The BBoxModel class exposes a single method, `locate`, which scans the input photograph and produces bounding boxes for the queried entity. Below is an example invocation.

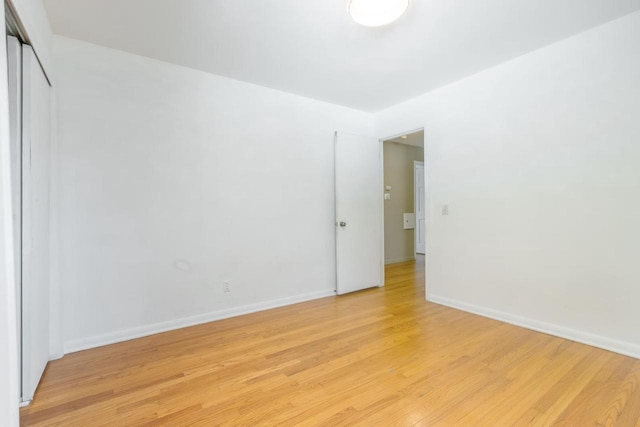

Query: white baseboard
[49,352,64,361]
[64,289,336,354]
[429,294,640,360]
[385,256,415,265]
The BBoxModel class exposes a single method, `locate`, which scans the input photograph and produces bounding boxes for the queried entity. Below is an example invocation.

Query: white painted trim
[430,294,640,360]
[6,36,22,410]
[5,0,53,86]
[333,131,338,293]
[0,5,21,424]
[378,138,385,287]
[385,256,415,264]
[413,160,425,257]
[379,127,424,142]
[64,289,336,354]
[48,85,63,360]
[422,130,431,302]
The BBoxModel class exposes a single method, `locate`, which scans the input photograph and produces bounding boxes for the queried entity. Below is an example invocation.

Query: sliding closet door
[21,45,51,403]
[6,35,22,400]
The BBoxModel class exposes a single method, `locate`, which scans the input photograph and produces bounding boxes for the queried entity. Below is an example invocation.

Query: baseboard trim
[64,289,336,354]
[49,352,64,361]
[429,294,640,360]
[385,256,415,265]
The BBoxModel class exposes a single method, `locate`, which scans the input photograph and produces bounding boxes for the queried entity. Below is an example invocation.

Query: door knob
[339,221,347,227]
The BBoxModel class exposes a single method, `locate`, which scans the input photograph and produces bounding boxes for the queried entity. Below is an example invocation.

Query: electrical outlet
[442,204,449,216]
[223,280,231,293]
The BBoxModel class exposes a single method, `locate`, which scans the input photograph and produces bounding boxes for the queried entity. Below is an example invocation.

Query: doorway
[381,129,425,277]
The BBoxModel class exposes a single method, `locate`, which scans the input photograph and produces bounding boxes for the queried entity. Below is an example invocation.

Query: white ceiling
[43,0,640,111]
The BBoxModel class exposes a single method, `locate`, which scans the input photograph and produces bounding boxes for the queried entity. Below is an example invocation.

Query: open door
[334,132,383,295]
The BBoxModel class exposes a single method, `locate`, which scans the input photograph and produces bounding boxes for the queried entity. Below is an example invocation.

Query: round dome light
[348,0,410,27]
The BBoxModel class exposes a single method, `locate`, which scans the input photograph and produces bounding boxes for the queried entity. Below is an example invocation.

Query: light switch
[385,186,391,191]
[442,204,449,215]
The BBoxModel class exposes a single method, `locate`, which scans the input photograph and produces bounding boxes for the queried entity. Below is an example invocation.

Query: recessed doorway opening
[381,129,425,291]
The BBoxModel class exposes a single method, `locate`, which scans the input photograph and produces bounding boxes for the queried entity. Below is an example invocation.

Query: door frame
[1,7,21,424]
[6,35,22,403]
[379,127,429,300]
[377,139,385,288]
[414,160,425,256]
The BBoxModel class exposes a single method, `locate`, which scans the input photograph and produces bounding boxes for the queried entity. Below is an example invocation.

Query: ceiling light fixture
[348,0,410,27]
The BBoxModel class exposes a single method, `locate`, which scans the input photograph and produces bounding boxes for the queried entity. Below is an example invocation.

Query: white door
[414,161,425,254]
[335,132,383,295]
[21,45,51,403]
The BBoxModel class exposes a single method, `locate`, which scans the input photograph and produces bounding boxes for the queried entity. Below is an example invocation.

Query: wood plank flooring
[21,259,640,426]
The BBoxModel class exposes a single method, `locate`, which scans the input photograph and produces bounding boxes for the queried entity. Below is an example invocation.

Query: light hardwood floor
[21,259,640,426]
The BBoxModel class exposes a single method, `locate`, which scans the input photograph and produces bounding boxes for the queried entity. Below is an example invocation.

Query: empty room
[1,0,640,425]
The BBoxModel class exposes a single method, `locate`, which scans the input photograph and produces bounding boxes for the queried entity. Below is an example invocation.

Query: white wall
[53,36,374,352]
[0,7,21,426]
[375,11,640,357]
